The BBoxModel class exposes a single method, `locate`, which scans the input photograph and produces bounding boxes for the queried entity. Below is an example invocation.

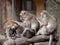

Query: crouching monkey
[13,10,40,45]
[3,20,23,45]
[3,20,28,45]
[3,20,20,40]
[36,10,57,45]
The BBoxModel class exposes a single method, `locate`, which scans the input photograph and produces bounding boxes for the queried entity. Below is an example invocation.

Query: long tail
[49,35,53,45]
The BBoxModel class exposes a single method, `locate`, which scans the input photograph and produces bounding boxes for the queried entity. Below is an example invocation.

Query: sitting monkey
[13,10,39,45]
[36,10,57,45]
[13,10,39,37]
[36,10,57,35]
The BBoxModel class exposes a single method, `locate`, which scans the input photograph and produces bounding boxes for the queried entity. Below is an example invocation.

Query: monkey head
[40,10,49,20]
[19,10,34,22]
[4,20,19,30]
[37,10,49,26]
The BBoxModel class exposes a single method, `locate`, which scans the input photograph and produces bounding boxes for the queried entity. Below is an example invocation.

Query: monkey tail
[49,35,53,45]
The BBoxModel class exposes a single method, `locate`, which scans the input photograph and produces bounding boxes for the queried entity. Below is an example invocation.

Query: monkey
[3,20,18,45]
[3,20,20,40]
[36,10,57,45]
[12,10,40,45]
[14,10,39,37]
[3,20,25,45]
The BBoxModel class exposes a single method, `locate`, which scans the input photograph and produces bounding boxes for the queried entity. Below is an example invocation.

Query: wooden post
[0,0,7,34]
[33,0,45,16]
[6,0,12,20]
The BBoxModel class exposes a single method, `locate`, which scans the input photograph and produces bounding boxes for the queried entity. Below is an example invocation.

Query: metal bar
[12,0,15,20]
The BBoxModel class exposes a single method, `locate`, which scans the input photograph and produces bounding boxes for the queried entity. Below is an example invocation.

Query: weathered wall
[46,0,60,45]
[0,0,7,34]
[14,0,45,20]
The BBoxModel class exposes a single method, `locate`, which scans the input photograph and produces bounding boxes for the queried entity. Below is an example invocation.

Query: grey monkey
[36,10,57,45]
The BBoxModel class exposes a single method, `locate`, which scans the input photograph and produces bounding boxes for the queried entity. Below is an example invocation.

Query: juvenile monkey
[3,20,27,45]
[3,20,19,45]
[13,10,39,45]
[14,10,39,37]
[3,20,19,40]
[36,10,57,45]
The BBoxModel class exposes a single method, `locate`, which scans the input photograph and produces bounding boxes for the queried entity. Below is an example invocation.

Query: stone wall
[46,0,60,45]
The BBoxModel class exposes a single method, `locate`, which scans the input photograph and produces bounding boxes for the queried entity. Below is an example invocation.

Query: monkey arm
[12,20,25,28]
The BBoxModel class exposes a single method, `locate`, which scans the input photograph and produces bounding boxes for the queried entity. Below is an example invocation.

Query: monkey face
[39,11,49,21]
[11,24,18,30]
[40,12,47,18]
[19,10,28,21]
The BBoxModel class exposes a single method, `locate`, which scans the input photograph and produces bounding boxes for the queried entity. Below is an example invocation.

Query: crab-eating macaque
[3,20,21,40]
[13,10,39,37]
[3,20,27,45]
[36,10,57,45]
[13,10,39,45]
[3,20,18,45]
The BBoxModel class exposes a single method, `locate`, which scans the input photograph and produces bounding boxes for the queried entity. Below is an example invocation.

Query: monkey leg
[3,39,15,45]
